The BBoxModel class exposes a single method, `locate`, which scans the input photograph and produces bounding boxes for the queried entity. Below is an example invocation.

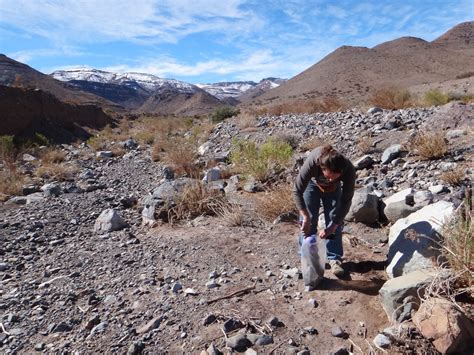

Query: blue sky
[0,0,472,84]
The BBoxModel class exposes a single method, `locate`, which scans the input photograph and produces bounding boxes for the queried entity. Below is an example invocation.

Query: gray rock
[22,184,40,195]
[367,107,383,114]
[22,153,36,161]
[345,189,379,224]
[122,138,138,150]
[206,280,219,289]
[331,347,349,355]
[51,321,72,333]
[387,201,455,278]
[206,343,223,355]
[331,325,347,338]
[445,129,466,139]
[428,184,446,194]
[245,349,258,355]
[379,269,437,322]
[297,350,311,355]
[223,318,244,333]
[246,333,273,346]
[202,168,221,183]
[353,155,375,170]
[381,144,402,164]
[373,333,392,348]
[413,190,433,207]
[137,316,163,334]
[202,314,216,326]
[94,209,127,233]
[0,263,9,271]
[172,282,182,293]
[244,181,264,193]
[96,151,113,158]
[127,341,145,355]
[226,334,252,351]
[383,200,418,223]
[41,182,62,197]
[198,141,214,156]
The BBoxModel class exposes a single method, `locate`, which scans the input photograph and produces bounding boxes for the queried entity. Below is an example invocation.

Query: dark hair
[318,145,346,173]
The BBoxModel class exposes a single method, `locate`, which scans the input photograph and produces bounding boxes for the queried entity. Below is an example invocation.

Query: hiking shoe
[329,260,345,278]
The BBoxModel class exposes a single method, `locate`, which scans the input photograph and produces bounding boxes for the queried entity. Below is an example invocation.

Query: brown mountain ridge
[252,21,474,106]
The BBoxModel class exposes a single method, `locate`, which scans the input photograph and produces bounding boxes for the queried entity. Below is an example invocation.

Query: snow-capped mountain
[51,68,198,94]
[197,78,285,100]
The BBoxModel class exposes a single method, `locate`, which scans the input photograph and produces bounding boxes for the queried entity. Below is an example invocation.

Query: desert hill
[253,21,474,106]
[0,55,120,110]
[0,85,113,142]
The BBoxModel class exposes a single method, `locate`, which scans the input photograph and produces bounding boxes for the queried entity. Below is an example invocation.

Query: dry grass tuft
[407,131,448,160]
[255,183,297,222]
[0,167,25,196]
[236,113,258,130]
[441,166,466,186]
[168,182,225,223]
[36,162,78,181]
[153,135,200,177]
[212,200,248,226]
[40,148,66,164]
[263,96,345,115]
[442,197,473,289]
[369,87,413,109]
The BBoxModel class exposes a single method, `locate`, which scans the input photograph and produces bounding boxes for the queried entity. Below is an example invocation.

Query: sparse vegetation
[442,197,473,288]
[210,106,240,123]
[369,87,413,109]
[441,166,466,186]
[255,184,297,222]
[168,182,225,223]
[0,135,18,164]
[263,97,345,115]
[212,200,249,226]
[36,162,78,181]
[152,134,200,177]
[230,138,293,182]
[424,89,450,106]
[39,148,66,164]
[0,168,25,196]
[407,131,448,160]
[455,72,474,79]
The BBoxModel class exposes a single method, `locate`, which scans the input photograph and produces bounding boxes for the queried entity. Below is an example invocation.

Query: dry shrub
[299,136,327,152]
[134,131,155,145]
[237,113,258,129]
[0,168,25,196]
[212,200,247,226]
[441,166,466,186]
[168,182,225,223]
[153,135,200,177]
[408,131,448,160]
[40,148,66,164]
[255,184,297,222]
[36,162,78,181]
[369,87,413,109]
[110,145,126,157]
[442,197,473,289]
[265,97,345,115]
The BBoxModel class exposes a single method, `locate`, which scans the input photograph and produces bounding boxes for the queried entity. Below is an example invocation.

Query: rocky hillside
[0,102,472,354]
[0,85,113,142]
[0,55,120,110]
[254,22,474,106]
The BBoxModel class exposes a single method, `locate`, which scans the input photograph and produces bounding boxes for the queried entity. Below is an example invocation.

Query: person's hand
[318,224,338,239]
[300,218,311,238]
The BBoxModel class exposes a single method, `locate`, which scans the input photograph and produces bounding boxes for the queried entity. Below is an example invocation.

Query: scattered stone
[137,316,163,334]
[96,151,113,159]
[223,318,244,333]
[202,314,217,326]
[94,209,127,233]
[345,189,379,224]
[381,144,402,164]
[353,155,375,170]
[172,282,182,293]
[308,298,318,308]
[184,288,198,295]
[51,321,72,333]
[206,343,223,355]
[206,280,219,289]
[226,334,252,352]
[268,316,284,327]
[127,341,145,355]
[331,325,347,338]
[41,182,62,197]
[373,333,391,348]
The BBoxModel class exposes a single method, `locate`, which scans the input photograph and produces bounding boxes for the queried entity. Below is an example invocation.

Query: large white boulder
[386,201,454,278]
[94,209,127,233]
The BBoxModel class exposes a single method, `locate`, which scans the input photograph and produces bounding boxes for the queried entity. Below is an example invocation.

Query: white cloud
[0,0,261,44]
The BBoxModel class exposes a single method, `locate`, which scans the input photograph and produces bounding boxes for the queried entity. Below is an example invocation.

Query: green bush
[230,138,293,181]
[34,133,50,146]
[424,89,450,106]
[0,135,16,162]
[210,106,239,123]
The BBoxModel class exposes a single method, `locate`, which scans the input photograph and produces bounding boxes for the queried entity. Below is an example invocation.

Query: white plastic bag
[301,235,327,288]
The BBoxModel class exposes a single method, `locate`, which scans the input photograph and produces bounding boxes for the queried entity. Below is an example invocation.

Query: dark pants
[298,180,343,261]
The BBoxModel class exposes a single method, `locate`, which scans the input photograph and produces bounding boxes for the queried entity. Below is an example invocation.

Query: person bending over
[293,144,356,277]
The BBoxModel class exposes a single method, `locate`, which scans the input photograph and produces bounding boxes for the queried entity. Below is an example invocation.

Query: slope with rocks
[253,21,474,106]
[0,55,120,110]
[0,103,472,354]
[0,85,113,142]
